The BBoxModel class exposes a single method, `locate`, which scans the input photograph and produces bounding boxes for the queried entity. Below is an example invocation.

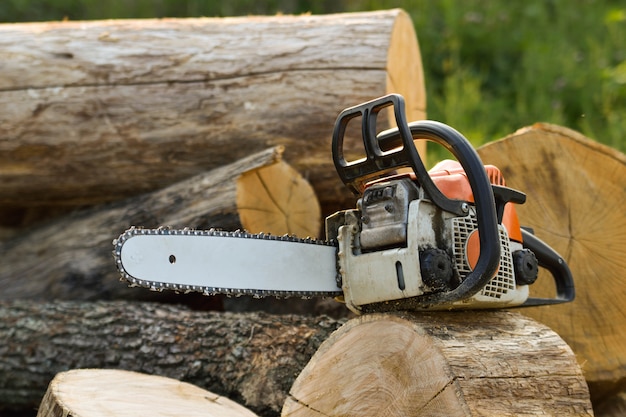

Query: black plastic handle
[332,94,501,303]
[332,94,414,194]
[519,229,576,306]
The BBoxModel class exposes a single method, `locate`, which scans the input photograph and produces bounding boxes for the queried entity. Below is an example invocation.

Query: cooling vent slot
[452,215,515,299]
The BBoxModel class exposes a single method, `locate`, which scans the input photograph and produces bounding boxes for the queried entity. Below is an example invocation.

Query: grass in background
[1,0,625,158]
[389,0,626,159]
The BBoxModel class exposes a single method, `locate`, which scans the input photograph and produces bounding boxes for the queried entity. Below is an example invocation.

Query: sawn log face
[477,123,626,406]
[284,311,593,417]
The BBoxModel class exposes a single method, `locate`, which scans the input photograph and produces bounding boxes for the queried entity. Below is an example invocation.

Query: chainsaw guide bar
[113,227,342,298]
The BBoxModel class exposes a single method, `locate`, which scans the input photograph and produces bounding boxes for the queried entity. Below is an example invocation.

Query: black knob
[513,249,539,286]
[420,248,454,291]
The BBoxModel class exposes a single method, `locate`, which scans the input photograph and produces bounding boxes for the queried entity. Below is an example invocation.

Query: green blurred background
[2,0,625,153]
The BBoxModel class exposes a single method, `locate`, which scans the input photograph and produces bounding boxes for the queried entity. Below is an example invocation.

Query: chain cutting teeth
[112,226,341,299]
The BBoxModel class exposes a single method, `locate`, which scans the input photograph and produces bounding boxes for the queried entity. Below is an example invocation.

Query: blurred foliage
[2,0,625,155]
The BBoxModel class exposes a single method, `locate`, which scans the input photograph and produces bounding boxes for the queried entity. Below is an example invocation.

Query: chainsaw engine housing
[327,176,528,314]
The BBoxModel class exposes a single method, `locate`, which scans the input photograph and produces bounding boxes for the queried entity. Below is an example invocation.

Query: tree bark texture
[36,369,260,417]
[0,301,594,417]
[477,123,626,407]
[0,146,320,304]
[283,311,593,417]
[0,9,426,218]
[0,300,345,417]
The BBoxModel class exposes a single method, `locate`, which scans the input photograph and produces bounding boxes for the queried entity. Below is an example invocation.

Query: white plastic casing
[338,199,528,313]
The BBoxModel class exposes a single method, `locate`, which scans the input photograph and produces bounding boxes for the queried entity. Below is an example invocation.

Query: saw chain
[113,226,340,298]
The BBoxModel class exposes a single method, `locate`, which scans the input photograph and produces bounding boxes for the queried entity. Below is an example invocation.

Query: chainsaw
[113,94,574,314]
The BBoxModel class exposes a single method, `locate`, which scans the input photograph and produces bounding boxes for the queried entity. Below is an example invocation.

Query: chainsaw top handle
[332,94,501,304]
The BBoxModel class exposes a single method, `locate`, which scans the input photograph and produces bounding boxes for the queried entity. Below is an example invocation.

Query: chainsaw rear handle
[332,94,500,304]
[520,229,576,306]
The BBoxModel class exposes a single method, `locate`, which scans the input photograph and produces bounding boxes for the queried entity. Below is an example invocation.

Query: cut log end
[282,311,593,417]
[36,369,259,417]
[386,9,426,122]
[237,159,321,238]
[387,9,427,157]
[477,123,626,401]
[0,147,322,302]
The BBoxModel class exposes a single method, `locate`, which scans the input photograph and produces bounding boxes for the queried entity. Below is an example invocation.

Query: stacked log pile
[0,8,424,305]
[1,8,620,417]
[0,9,426,415]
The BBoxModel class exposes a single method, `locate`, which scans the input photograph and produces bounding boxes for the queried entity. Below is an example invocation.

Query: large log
[37,369,259,417]
[0,300,344,416]
[283,311,593,417]
[477,123,626,408]
[0,9,425,219]
[0,146,321,303]
[0,301,593,416]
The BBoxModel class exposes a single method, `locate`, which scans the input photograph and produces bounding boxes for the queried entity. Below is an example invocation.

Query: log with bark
[0,146,321,304]
[0,300,593,417]
[477,123,626,412]
[0,9,426,223]
[36,369,259,417]
[283,311,593,417]
[0,300,344,417]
